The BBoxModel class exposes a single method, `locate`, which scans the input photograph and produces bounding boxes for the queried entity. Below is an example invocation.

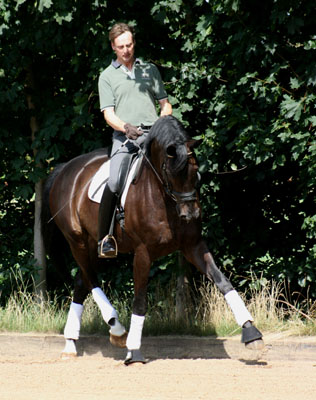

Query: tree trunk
[26,64,47,297]
[33,179,47,297]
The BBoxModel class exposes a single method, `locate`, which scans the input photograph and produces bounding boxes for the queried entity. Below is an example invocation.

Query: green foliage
[151,0,316,295]
[2,277,316,337]
[1,0,316,301]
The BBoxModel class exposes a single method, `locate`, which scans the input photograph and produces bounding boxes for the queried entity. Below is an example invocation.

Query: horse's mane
[144,116,192,173]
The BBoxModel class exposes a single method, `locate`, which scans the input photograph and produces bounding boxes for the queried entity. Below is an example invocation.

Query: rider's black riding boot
[97,184,118,258]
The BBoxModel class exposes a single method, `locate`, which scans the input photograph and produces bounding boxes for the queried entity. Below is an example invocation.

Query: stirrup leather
[99,234,118,258]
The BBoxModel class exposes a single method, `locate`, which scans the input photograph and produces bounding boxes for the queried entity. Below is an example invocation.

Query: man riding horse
[42,22,264,364]
[97,22,172,258]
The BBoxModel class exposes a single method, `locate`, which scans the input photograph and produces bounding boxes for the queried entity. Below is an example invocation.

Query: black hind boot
[97,185,118,258]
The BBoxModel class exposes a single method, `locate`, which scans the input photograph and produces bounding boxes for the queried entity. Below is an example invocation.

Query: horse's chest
[156,225,173,245]
[141,219,173,245]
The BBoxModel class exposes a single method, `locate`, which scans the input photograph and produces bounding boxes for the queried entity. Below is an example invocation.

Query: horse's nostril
[194,208,201,219]
[180,213,191,223]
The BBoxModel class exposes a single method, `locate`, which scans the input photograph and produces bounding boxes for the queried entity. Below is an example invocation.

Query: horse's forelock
[145,116,190,173]
[174,143,189,173]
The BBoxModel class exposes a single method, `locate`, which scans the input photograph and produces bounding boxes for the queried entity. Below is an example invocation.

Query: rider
[97,22,172,257]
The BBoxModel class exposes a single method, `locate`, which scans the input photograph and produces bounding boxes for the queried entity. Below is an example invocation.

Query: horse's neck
[133,161,166,206]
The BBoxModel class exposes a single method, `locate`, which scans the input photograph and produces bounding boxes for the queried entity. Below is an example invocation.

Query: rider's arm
[102,107,126,132]
[159,98,172,117]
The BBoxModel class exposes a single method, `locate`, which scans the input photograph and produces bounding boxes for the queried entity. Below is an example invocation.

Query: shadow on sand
[77,335,238,362]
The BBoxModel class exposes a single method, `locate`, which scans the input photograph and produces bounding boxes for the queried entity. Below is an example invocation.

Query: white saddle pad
[88,157,140,208]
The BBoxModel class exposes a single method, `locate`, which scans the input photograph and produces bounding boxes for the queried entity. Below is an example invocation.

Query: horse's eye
[166,145,177,159]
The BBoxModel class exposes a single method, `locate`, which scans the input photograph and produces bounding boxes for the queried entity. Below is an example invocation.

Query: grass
[1,278,316,337]
[0,290,67,334]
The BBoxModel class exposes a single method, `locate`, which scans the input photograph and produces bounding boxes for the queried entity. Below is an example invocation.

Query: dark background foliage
[1,0,315,302]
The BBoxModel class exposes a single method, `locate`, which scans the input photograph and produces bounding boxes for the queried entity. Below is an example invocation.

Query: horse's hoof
[124,349,146,365]
[61,352,77,360]
[245,338,265,351]
[110,331,128,348]
[241,322,263,344]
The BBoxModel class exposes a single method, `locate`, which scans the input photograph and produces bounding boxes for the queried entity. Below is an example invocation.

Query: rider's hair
[109,23,135,43]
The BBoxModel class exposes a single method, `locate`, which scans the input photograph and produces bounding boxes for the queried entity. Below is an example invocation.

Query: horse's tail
[41,163,72,285]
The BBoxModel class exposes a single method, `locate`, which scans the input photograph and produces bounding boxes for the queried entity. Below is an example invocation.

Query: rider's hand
[124,123,143,140]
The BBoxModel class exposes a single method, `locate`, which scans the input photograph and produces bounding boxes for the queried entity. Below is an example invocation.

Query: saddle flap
[88,161,110,202]
[88,155,141,208]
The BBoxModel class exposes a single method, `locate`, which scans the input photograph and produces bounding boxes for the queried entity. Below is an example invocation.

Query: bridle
[142,148,198,205]
[161,158,198,204]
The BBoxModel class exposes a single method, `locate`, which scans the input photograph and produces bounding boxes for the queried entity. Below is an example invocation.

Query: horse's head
[145,116,202,223]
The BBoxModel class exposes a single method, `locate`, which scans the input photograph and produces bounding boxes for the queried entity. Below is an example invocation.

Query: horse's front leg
[124,246,151,365]
[183,241,264,349]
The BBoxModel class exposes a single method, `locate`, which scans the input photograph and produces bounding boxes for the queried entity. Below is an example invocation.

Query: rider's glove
[124,123,143,140]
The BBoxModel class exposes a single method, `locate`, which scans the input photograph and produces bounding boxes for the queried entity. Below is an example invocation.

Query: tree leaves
[280,94,304,121]
[38,0,53,13]
[150,0,316,295]
[1,0,316,299]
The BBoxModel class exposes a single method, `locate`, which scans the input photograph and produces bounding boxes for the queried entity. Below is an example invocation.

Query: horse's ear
[187,139,202,150]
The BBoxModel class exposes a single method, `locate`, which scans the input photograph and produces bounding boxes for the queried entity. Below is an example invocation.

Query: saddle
[88,153,143,209]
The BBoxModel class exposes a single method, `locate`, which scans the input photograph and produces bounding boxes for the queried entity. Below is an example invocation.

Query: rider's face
[112,31,135,67]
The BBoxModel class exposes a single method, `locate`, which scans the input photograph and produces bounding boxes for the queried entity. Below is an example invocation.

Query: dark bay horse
[41,115,263,364]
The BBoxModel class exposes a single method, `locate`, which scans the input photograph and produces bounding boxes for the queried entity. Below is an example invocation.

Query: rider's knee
[107,178,118,194]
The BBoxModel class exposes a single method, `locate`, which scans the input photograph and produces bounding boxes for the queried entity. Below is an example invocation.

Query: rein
[139,144,197,204]
[48,138,197,224]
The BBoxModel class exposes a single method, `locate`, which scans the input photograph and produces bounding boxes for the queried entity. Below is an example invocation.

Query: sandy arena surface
[1,333,316,400]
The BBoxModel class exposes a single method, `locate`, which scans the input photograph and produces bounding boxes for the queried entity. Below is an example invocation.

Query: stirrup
[98,235,118,258]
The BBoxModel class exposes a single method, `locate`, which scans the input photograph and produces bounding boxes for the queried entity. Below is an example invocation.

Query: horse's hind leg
[91,286,127,348]
[183,242,264,349]
[62,244,126,358]
[62,272,89,358]
[84,240,127,346]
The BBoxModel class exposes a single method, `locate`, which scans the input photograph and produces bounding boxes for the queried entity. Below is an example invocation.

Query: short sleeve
[98,72,115,111]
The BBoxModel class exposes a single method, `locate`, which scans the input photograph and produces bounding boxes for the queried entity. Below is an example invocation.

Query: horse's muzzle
[177,201,201,223]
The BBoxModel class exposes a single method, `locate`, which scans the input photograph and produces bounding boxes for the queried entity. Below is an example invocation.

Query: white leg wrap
[62,339,77,355]
[92,287,118,324]
[64,302,83,340]
[224,290,254,327]
[109,319,126,336]
[126,314,145,350]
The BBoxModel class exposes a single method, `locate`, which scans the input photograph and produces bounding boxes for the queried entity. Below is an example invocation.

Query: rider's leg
[97,184,118,258]
[97,131,135,258]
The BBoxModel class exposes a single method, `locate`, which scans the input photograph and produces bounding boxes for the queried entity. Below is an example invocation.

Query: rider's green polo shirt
[98,59,168,127]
